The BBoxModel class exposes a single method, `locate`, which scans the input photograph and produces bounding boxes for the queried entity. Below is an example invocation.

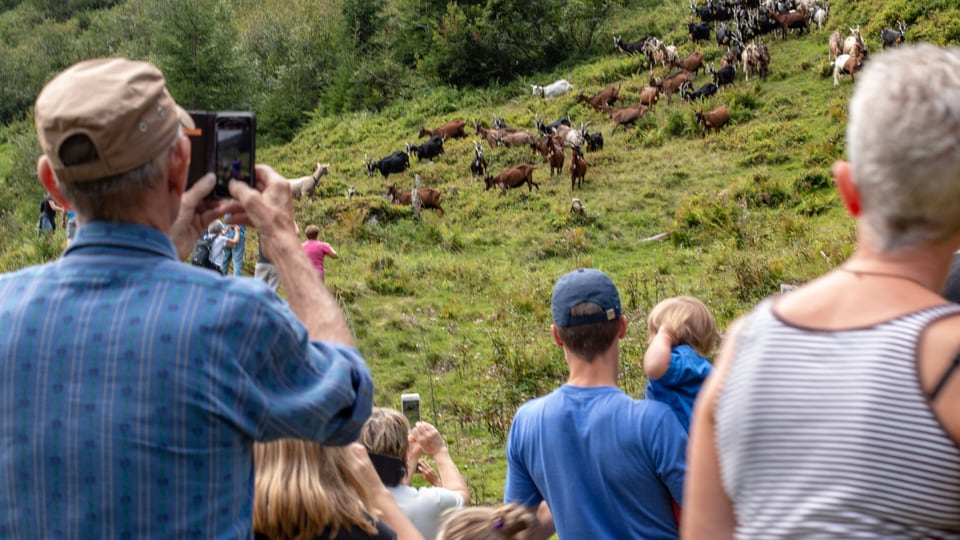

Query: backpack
[190,233,218,269]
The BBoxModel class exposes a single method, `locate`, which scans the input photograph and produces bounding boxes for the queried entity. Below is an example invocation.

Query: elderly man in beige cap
[0,57,373,538]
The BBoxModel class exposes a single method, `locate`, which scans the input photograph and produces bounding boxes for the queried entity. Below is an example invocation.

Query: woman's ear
[833,160,860,217]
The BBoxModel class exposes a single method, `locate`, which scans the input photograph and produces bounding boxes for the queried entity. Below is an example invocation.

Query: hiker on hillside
[0,57,373,538]
[684,43,960,539]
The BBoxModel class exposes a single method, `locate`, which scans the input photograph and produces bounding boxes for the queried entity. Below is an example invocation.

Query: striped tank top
[716,299,960,539]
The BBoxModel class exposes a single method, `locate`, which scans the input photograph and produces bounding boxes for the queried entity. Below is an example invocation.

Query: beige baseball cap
[34,57,194,183]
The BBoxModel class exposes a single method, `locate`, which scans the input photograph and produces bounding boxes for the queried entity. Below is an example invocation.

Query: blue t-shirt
[0,222,374,538]
[645,344,713,432]
[505,385,687,540]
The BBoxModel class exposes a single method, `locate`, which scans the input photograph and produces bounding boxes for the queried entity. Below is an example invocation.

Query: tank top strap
[930,352,960,401]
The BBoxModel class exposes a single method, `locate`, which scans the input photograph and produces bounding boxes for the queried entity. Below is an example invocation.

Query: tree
[151,0,251,110]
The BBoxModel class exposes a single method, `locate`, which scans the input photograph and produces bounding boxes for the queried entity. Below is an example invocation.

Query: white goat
[812,5,828,31]
[531,79,574,100]
[288,162,329,199]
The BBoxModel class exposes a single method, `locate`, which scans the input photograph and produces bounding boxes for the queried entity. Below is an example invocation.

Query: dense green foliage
[2,0,959,506]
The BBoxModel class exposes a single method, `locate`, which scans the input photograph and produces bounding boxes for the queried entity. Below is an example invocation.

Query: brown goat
[386,182,444,215]
[534,134,565,162]
[548,144,565,176]
[695,106,731,137]
[653,70,694,104]
[496,130,536,148]
[638,85,661,108]
[609,104,649,134]
[576,84,621,113]
[769,9,810,40]
[833,45,866,86]
[570,146,587,190]
[484,164,539,197]
[674,51,705,75]
[474,121,507,148]
[419,119,467,140]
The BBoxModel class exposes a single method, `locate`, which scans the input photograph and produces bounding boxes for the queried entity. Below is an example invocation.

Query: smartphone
[185,111,256,199]
[401,393,421,426]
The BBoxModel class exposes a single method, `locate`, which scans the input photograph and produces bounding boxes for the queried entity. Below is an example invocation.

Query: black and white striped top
[716,299,960,539]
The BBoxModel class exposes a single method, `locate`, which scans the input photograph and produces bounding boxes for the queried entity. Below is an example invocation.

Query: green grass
[1,0,955,505]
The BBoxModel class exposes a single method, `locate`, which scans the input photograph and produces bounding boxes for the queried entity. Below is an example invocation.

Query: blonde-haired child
[437,504,532,540]
[643,295,720,432]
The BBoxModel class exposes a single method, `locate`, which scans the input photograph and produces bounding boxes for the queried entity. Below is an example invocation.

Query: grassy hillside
[1,0,958,505]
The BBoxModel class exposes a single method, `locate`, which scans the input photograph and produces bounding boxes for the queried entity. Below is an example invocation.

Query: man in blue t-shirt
[504,269,687,540]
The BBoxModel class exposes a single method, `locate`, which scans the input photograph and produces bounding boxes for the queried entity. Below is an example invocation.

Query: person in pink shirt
[302,224,339,282]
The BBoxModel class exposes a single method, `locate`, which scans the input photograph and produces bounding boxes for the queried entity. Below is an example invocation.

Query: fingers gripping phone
[185,111,256,199]
[401,393,421,427]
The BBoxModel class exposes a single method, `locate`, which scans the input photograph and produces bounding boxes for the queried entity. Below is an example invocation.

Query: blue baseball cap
[551,268,622,327]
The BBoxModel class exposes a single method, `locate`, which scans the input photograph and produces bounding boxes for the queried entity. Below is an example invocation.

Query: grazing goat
[365,151,410,179]
[496,130,536,148]
[531,79,574,100]
[681,81,719,102]
[577,84,621,113]
[688,21,711,42]
[695,106,731,137]
[833,46,866,86]
[288,162,329,199]
[608,104,649,134]
[710,63,737,88]
[829,30,844,60]
[470,141,487,180]
[419,119,467,140]
[653,70,694,104]
[570,146,587,191]
[812,5,828,31]
[474,121,507,148]
[548,143,565,176]
[742,41,771,81]
[643,38,679,69]
[881,20,906,48]
[386,182,444,215]
[406,136,445,161]
[484,164,539,196]
[769,9,810,39]
[639,85,661,107]
[674,51,706,75]
[843,26,865,55]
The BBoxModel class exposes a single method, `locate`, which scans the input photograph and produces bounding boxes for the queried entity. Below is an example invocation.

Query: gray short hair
[847,44,960,251]
[57,129,181,222]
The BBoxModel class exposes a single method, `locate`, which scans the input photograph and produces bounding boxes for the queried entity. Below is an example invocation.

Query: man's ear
[618,316,628,339]
[37,155,72,210]
[833,160,860,217]
[551,324,564,347]
[167,135,191,196]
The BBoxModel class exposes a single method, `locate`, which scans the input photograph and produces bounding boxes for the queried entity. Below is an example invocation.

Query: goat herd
[338,0,908,217]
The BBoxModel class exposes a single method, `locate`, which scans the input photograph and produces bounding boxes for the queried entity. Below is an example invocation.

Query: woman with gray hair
[684,43,960,539]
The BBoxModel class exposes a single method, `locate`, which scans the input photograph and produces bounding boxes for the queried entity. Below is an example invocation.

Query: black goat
[614,35,648,55]
[581,127,604,152]
[366,150,410,179]
[406,136,445,162]
[536,116,573,136]
[681,81,719,101]
[710,63,737,87]
[470,141,488,179]
[688,21,712,42]
[881,21,906,49]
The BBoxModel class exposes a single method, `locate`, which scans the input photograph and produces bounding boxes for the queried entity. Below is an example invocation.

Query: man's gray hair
[847,44,960,251]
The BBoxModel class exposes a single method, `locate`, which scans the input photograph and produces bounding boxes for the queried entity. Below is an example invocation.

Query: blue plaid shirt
[0,222,373,539]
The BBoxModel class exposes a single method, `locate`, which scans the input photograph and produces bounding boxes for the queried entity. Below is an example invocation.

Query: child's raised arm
[643,325,675,380]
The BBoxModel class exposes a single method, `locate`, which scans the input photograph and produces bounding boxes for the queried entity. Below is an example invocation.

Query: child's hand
[416,459,441,486]
[656,325,677,345]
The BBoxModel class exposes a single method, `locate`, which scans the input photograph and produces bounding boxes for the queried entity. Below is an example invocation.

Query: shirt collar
[63,221,179,260]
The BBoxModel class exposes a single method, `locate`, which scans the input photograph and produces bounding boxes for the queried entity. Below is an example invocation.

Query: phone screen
[401,393,420,426]
[213,113,255,199]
